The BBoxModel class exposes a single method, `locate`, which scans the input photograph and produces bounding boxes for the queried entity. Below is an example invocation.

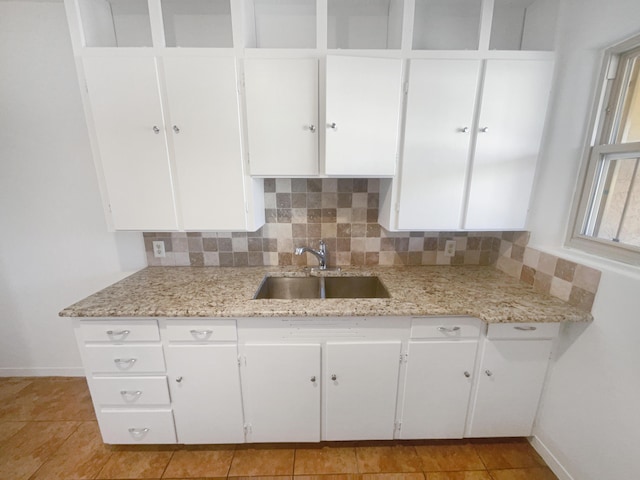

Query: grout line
[159,449,175,479]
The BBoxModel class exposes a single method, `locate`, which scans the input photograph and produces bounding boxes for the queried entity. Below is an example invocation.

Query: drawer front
[80,320,159,343]
[411,317,482,339]
[97,409,176,444]
[163,319,237,342]
[83,345,165,374]
[91,376,170,406]
[487,322,560,340]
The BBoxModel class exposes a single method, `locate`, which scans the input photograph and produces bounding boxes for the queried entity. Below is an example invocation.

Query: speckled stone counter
[59,266,592,323]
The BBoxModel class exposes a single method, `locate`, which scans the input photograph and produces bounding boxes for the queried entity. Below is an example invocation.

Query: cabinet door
[465,59,554,229]
[467,338,553,437]
[244,58,319,176]
[398,59,480,230]
[163,57,248,231]
[83,56,177,230]
[242,343,320,442]
[400,340,478,439]
[166,344,244,444]
[325,56,403,176]
[324,341,401,440]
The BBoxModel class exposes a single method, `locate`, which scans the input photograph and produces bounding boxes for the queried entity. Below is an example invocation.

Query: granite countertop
[59,266,592,323]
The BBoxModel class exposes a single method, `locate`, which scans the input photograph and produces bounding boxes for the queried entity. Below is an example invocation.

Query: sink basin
[253,275,390,299]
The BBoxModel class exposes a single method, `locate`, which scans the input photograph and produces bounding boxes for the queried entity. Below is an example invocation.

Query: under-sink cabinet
[74,316,559,445]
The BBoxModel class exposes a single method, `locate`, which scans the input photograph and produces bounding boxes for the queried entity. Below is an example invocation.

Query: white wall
[0,0,146,376]
[527,1,640,479]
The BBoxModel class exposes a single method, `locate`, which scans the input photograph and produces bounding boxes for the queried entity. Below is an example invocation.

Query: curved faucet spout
[294,240,328,270]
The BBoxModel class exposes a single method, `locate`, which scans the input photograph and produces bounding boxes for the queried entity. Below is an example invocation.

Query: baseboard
[0,367,85,377]
[529,435,574,480]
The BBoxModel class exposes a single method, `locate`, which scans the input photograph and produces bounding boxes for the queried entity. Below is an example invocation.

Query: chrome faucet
[294,240,328,270]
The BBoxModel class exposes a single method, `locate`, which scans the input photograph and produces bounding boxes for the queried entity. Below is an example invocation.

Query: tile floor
[0,377,558,480]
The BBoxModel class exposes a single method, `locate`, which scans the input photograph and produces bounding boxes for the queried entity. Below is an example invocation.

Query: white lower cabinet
[76,317,560,444]
[242,343,321,442]
[467,323,560,437]
[324,341,401,440]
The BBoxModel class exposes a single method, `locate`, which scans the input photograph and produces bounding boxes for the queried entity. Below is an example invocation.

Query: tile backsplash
[145,178,502,268]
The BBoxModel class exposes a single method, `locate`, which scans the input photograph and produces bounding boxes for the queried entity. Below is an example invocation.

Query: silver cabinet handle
[153,126,160,134]
[120,390,142,398]
[514,326,537,331]
[331,374,337,381]
[106,329,130,338]
[310,376,316,382]
[114,358,137,368]
[485,370,493,377]
[173,125,180,133]
[460,127,469,133]
[479,126,489,133]
[464,371,471,378]
[190,329,213,338]
[438,326,461,332]
[328,122,337,130]
[128,427,150,437]
[176,376,183,383]
[306,124,316,132]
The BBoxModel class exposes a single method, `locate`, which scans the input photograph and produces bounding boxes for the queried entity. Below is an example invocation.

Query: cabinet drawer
[411,317,482,339]
[487,322,560,340]
[80,320,159,343]
[83,345,165,374]
[91,376,170,406]
[97,409,176,444]
[163,319,237,342]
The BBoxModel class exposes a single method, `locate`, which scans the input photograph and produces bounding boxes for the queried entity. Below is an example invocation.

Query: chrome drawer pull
[128,427,150,437]
[514,326,537,331]
[190,329,213,338]
[114,358,137,368]
[120,390,142,399]
[438,326,461,333]
[106,329,130,337]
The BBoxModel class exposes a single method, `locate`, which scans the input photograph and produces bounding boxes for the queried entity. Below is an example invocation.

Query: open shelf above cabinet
[77,0,153,47]
[413,0,482,51]
[243,0,316,49]
[161,0,233,48]
[327,0,403,50]
[489,0,557,51]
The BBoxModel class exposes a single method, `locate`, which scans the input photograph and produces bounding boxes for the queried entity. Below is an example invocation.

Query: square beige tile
[0,420,28,443]
[362,474,425,480]
[356,446,422,473]
[229,448,295,476]
[162,446,235,478]
[294,446,358,474]
[425,472,491,480]
[472,440,545,469]
[96,450,173,479]
[414,444,485,472]
[488,467,557,480]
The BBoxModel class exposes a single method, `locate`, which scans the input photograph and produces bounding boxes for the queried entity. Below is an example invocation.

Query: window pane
[614,55,640,143]
[586,154,640,247]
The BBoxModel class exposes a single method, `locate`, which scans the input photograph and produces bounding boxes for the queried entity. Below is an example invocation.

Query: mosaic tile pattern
[145,179,501,267]
[495,232,602,312]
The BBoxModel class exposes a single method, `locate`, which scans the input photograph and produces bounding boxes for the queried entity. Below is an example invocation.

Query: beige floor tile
[472,441,545,470]
[425,472,492,480]
[356,446,423,473]
[229,448,295,476]
[96,450,174,479]
[294,446,359,474]
[162,447,235,478]
[30,421,112,480]
[0,420,80,480]
[488,467,558,480]
[362,474,426,480]
[415,444,485,472]
[0,377,33,403]
[295,476,360,480]
[0,421,28,443]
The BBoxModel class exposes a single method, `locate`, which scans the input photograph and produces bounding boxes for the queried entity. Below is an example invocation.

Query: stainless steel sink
[253,275,390,299]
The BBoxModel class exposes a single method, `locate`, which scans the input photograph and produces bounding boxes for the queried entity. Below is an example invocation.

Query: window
[570,35,640,264]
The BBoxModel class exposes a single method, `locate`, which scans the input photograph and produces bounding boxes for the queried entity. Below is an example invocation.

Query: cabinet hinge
[243,423,252,435]
[403,81,409,95]
[238,355,246,367]
[400,353,408,364]
[394,421,402,431]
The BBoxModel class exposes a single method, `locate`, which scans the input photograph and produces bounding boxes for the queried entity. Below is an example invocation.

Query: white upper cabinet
[82,56,178,230]
[244,58,319,176]
[464,59,554,230]
[397,59,480,230]
[325,55,403,177]
[162,56,251,231]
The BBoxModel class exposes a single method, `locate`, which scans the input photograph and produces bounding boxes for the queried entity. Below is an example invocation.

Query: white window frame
[568,33,640,265]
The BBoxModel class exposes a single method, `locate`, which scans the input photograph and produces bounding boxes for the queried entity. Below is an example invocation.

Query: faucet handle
[319,239,326,252]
